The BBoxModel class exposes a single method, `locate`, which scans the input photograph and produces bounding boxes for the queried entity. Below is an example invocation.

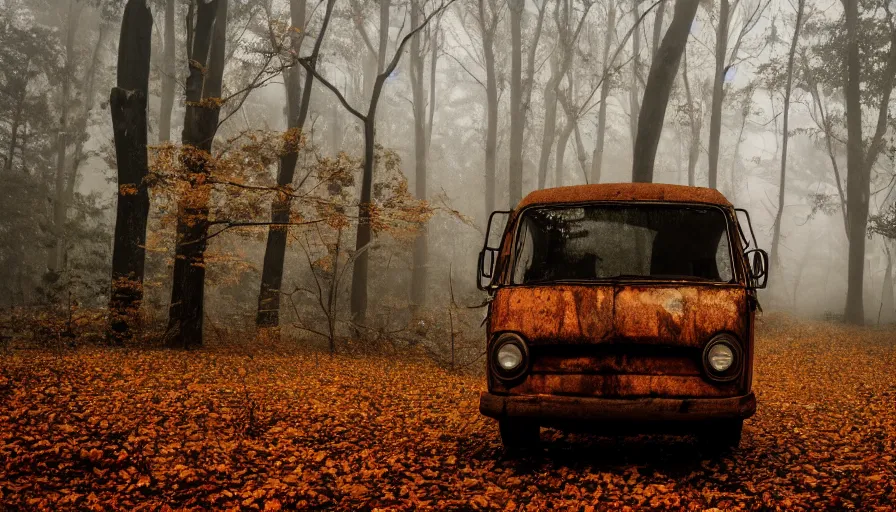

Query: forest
[1,0,895,509]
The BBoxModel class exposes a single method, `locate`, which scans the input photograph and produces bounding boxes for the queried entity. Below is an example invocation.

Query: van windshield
[511,204,734,284]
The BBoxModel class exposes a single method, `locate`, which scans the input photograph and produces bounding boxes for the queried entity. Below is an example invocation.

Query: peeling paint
[484,184,756,406]
[487,283,751,398]
[491,284,747,347]
[517,183,733,209]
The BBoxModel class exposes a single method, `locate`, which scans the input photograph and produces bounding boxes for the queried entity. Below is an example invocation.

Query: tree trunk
[881,245,895,324]
[839,3,896,326]
[632,0,699,183]
[507,0,547,203]
[521,2,547,129]
[769,0,804,276]
[329,100,342,152]
[537,56,560,189]
[168,0,225,348]
[427,21,439,152]
[66,23,110,221]
[350,116,377,324]
[590,2,615,184]
[728,109,747,202]
[652,0,666,57]
[48,1,81,273]
[802,51,849,237]
[377,1,390,73]
[19,127,29,175]
[158,0,176,142]
[556,65,578,187]
[508,0,524,205]
[108,0,153,343]
[676,131,685,184]
[728,86,755,201]
[323,2,443,326]
[480,0,498,217]
[687,130,700,186]
[843,0,866,325]
[349,0,391,325]
[255,0,307,329]
[681,49,700,187]
[5,85,25,172]
[410,0,428,311]
[629,0,642,147]
[361,55,377,104]
[554,120,573,188]
[326,228,343,352]
[573,124,588,182]
[707,0,729,190]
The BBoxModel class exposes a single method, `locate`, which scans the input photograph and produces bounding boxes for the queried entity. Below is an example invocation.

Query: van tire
[499,420,539,453]
[698,419,743,452]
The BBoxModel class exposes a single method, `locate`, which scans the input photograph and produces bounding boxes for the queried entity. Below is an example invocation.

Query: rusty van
[476,183,768,452]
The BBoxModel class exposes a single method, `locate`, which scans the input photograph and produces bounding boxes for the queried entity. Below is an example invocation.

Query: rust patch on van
[510,374,739,398]
[517,183,733,209]
[490,284,747,347]
[480,189,760,424]
[488,284,749,398]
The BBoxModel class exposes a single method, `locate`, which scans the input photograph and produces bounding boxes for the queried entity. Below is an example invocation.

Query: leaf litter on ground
[1,316,895,510]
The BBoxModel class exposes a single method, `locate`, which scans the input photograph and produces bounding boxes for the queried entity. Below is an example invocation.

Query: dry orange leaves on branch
[1,317,894,510]
[145,133,436,244]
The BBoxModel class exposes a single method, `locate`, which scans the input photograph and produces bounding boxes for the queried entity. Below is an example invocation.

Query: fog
[3,0,895,350]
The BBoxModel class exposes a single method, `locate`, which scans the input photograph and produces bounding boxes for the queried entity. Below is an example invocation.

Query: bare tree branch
[378,0,458,84]
[184,219,328,246]
[575,0,661,119]
[298,58,367,121]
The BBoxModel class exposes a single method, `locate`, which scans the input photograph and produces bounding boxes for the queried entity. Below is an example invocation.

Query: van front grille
[529,343,702,376]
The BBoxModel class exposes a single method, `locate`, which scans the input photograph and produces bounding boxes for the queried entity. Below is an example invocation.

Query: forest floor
[1,317,895,511]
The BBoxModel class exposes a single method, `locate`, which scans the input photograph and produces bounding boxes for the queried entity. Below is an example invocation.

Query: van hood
[489,284,749,348]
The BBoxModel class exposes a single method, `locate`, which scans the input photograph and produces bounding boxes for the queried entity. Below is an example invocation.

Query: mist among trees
[3,0,896,342]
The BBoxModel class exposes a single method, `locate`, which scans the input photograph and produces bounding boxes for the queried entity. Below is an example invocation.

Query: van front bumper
[479,392,756,423]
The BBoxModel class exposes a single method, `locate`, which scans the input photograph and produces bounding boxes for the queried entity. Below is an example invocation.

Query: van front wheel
[498,420,539,453]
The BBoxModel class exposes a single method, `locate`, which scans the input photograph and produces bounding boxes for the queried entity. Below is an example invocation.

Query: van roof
[517,183,733,209]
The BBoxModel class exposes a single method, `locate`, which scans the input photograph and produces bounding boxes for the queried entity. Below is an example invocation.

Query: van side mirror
[478,210,510,290]
[745,248,769,289]
[479,248,497,279]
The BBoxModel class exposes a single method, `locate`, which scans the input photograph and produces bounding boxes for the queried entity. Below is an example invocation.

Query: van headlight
[497,343,523,370]
[707,343,734,371]
[492,333,528,380]
[702,334,742,381]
